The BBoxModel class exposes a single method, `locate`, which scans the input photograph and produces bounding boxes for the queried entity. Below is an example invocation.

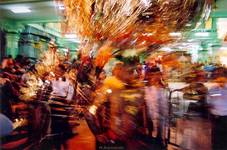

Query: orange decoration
[95,43,113,68]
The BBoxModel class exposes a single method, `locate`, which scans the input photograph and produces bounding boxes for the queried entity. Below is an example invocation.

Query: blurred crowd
[0,55,32,120]
[1,51,227,150]
[0,54,81,149]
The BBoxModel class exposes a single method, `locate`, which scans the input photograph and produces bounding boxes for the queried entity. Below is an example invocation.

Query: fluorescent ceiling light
[62,48,69,52]
[64,34,80,43]
[185,23,192,27]
[142,33,153,36]
[57,3,65,10]
[161,47,172,52]
[220,47,227,50]
[68,39,80,43]
[195,32,209,37]
[169,32,182,37]
[58,5,65,10]
[10,6,31,13]
[65,34,77,38]
[187,39,194,42]
[181,43,189,46]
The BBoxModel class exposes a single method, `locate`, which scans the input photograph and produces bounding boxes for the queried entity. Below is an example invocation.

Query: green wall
[0,20,78,59]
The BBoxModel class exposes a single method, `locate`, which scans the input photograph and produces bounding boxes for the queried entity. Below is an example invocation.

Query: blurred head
[112,62,138,83]
[15,55,23,64]
[146,71,165,87]
[146,61,155,67]
[55,64,66,78]
[112,62,123,77]
[98,70,106,80]
[66,68,78,82]
[213,77,227,88]
[1,57,14,69]
[212,67,227,79]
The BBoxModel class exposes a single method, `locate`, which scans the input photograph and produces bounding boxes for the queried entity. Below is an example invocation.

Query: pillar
[5,32,20,58]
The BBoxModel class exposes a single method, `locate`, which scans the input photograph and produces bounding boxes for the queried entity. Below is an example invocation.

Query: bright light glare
[60,6,65,10]
[217,18,227,39]
[169,32,182,37]
[62,48,69,52]
[185,23,192,27]
[141,0,150,7]
[89,105,97,115]
[58,4,65,10]
[68,39,80,43]
[65,34,77,39]
[10,6,31,13]
[220,47,227,50]
[106,89,112,94]
[211,94,222,97]
[220,57,227,66]
[64,34,80,43]
[161,47,172,51]
[195,32,209,37]
[142,33,153,36]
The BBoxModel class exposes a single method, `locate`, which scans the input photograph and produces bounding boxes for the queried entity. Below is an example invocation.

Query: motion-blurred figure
[0,113,13,137]
[144,70,168,146]
[207,77,227,150]
[87,61,162,150]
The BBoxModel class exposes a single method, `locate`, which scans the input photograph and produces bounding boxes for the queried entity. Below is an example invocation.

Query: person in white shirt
[51,77,74,101]
[144,71,168,145]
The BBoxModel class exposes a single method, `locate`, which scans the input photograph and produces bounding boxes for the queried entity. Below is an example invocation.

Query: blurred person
[14,55,31,74]
[145,61,161,79]
[0,57,26,120]
[211,67,227,80]
[64,70,76,102]
[1,57,9,69]
[0,113,13,137]
[1,56,23,81]
[50,64,74,98]
[15,55,23,64]
[49,65,77,150]
[77,56,93,85]
[1,56,15,73]
[95,70,106,89]
[6,55,14,67]
[86,61,162,150]
[0,78,13,119]
[136,63,145,80]
[155,56,163,73]
[182,82,208,117]
[144,71,169,147]
[51,76,74,102]
[207,76,227,150]
[0,70,22,115]
[65,68,78,85]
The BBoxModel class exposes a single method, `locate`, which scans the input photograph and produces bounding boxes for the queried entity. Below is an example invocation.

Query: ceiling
[0,0,64,23]
[0,0,227,49]
[0,0,79,47]
[1,0,227,24]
